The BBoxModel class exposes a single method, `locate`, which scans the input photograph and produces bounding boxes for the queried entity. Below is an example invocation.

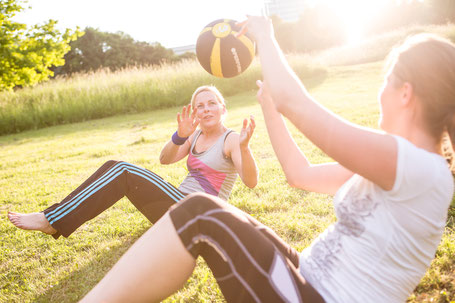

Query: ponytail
[444,117,455,173]
[389,34,455,173]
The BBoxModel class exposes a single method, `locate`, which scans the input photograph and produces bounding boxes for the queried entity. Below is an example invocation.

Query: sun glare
[329,0,387,44]
[308,0,396,45]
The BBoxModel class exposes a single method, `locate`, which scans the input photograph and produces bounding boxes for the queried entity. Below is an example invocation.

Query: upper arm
[280,95,398,191]
[289,162,354,195]
[224,133,243,174]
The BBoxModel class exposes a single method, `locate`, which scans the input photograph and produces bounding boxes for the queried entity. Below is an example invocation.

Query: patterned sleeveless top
[178,129,238,201]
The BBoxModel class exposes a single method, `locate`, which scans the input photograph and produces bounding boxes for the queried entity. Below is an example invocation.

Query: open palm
[177,104,199,138]
[239,116,256,148]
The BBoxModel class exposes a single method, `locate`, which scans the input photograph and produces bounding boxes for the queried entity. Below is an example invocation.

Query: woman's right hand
[236,15,274,44]
[256,79,276,109]
[177,104,199,138]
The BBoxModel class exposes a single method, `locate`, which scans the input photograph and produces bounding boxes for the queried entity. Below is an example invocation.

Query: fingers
[256,79,263,88]
[193,118,200,129]
[179,104,195,120]
[235,19,249,38]
[249,115,256,131]
[177,112,182,124]
[248,116,256,136]
[190,104,197,119]
[242,116,256,136]
[242,118,248,130]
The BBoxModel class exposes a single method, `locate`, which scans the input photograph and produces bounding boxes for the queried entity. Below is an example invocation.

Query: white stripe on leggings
[46,162,184,224]
[178,208,301,302]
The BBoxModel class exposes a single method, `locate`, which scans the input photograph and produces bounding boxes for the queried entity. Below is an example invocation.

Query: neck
[200,123,226,138]
[393,124,439,154]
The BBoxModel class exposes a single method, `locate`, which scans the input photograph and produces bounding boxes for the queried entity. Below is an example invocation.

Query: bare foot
[8,211,57,235]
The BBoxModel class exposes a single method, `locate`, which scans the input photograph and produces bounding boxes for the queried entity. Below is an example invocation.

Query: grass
[1,59,454,302]
[0,57,325,136]
[1,22,453,137]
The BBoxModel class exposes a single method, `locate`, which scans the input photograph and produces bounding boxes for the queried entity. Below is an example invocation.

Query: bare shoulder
[224,131,239,157]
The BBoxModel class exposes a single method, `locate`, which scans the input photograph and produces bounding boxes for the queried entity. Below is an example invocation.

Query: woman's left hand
[239,116,256,149]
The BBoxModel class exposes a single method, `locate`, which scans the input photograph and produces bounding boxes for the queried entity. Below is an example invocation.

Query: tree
[0,0,81,91]
[58,27,177,75]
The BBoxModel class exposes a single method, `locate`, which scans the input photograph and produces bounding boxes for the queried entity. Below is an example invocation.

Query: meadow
[1,24,455,302]
[1,23,454,136]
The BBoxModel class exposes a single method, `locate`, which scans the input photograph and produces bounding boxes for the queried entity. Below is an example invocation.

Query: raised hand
[177,104,199,138]
[239,116,256,149]
[236,15,274,43]
[255,79,274,106]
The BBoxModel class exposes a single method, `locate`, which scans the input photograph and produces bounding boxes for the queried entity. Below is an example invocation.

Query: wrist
[239,144,250,152]
[172,131,188,145]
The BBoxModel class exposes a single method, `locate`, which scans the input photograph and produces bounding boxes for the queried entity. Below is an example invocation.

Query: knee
[103,160,121,167]
[177,192,226,216]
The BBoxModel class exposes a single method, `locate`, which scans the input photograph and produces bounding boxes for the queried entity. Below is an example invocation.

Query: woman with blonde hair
[81,19,455,302]
[9,85,258,239]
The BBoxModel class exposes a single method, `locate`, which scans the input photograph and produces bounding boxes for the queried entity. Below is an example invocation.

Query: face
[378,72,403,132]
[193,91,226,128]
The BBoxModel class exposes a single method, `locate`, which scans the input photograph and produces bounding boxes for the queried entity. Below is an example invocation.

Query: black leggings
[169,193,325,303]
[43,160,185,238]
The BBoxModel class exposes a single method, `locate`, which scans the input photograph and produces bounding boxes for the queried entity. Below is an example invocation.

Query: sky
[13,0,265,48]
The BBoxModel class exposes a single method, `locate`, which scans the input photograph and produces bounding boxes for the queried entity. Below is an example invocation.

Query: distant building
[172,44,196,55]
[264,0,306,22]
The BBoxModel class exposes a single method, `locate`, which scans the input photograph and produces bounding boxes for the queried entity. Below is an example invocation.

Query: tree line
[54,27,195,76]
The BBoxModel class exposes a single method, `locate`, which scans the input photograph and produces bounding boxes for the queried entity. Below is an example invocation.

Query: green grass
[1,61,454,302]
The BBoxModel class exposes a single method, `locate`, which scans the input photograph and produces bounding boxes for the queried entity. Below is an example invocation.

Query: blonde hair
[386,34,455,168]
[190,85,226,109]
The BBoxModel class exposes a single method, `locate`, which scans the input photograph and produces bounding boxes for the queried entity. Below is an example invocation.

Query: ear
[400,82,414,107]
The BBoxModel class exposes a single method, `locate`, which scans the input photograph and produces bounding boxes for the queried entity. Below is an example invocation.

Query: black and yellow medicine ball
[196,19,255,78]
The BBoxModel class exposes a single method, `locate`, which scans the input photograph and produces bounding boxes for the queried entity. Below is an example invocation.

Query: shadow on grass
[33,228,148,303]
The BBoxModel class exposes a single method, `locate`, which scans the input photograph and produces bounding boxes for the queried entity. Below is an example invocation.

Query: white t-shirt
[299,135,454,303]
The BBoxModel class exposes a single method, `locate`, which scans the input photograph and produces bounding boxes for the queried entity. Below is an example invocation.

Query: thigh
[169,193,324,303]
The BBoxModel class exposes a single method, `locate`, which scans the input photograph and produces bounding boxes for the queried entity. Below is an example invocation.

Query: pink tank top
[178,129,237,201]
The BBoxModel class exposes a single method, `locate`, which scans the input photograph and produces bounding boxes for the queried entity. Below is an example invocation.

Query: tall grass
[0,57,325,136]
[1,23,454,137]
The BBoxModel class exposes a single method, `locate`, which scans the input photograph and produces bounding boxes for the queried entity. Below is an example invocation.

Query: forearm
[256,37,310,110]
[256,35,352,166]
[239,147,258,188]
[260,100,311,186]
[159,141,180,164]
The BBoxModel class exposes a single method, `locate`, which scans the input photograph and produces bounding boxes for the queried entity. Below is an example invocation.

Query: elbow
[286,178,299,188]
[159,154,169,165]
[241,174,258,189]
[246,180,258,189]
[285,175,306,190]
